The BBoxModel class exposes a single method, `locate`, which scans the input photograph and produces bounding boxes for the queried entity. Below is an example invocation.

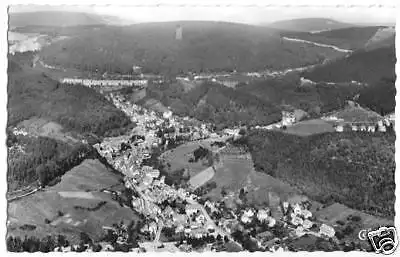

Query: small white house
[378,125,387,132]
[367,125,376,133]
[335,125,344,132]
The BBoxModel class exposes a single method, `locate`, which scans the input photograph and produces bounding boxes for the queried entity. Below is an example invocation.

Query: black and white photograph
[5,0,398,253]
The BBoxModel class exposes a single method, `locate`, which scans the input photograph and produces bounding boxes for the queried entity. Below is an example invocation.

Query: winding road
[282,37,353,53]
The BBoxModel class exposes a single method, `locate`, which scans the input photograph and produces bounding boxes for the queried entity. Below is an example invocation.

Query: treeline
[144,82,282,129]
[7,135,96,190]
[8,60,133,138]
[238,130,395,217]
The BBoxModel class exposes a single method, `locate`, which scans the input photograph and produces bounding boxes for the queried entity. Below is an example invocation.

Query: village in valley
[6,6,396,254]
[7,58,396,252]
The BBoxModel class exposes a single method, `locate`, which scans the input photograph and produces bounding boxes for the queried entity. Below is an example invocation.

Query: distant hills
[38,20,346,75]
[9,11,132,28]
[265,18,355,32]
[281,26,390,51]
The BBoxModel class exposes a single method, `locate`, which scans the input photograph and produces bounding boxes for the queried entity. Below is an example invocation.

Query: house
[282,111,295,126]
[267,217,276,228]
[301,209,312,219]
[352,125,358,131]
[257,209,270,223]
[291,216,303,226]
[367,125,376,132]
[163,111,173,119]
[241,214,252,224]
[319,224,335,238]
[185,205,199,216]
[378,125,387,132]
[335,124,344,132]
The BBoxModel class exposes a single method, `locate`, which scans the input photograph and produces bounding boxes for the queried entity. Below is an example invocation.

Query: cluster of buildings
[93,92,236,250]
[91,85,377,252]
[60,78,148,88]
[322,104,395,133]
[12,127,28,137]
[281,201,335,239]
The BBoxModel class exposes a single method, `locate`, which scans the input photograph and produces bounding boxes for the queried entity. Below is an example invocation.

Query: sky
[9,4,397,25]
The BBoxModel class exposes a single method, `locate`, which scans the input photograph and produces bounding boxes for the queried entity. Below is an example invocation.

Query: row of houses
[60,78,148,87]
[333,122,392,133]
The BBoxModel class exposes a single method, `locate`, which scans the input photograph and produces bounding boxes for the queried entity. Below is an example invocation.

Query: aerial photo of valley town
[6,3,397,253]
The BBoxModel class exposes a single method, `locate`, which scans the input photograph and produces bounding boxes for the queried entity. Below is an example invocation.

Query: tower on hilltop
[176,25,183,40]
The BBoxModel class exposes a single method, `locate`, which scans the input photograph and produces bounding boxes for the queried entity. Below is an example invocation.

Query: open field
[18,117,80,144]
[315,202,394,249]
[280,119,335,136]
[188,166,215,189]
[7,159,139,243]
[206,146,300,205]
[159,141,211,177]
[141,98,170,113]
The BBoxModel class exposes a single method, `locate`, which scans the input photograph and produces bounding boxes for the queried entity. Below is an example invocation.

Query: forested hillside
[357,77,396,115]
[38,21,345,75]
[141,81,282,129]
[281,26,385,50]
[238,74,364,116]
[266,18,354,32]
[302,45,396,83]
[7,58,133,137]
[240,130,395,218]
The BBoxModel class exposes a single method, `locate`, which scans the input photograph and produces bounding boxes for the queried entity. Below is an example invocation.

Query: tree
[36,164,47,186]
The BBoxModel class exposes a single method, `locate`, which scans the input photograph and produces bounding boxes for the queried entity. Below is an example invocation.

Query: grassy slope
[7,159,139,244]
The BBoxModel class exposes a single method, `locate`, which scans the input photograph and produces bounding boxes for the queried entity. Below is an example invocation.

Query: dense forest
[357,77,396,115]
[238,73,364,117]
[238,130,395,218]
[7,58,133,137]
[302,45,396,84]
[142,81,282,129]
[7,134,96,190]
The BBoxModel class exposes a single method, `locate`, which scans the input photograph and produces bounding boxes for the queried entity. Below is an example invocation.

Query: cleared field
[315,202,394,249]
[177,79,198,92]
[58,191,98,200]
[315,203,394,228]
[159,141,210,177]
[206,147,300,205]
[142,98,170,113]
[7,159,139,243]
[189,166,215,189]
[18,117,79,144]
[280,119,335,136]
